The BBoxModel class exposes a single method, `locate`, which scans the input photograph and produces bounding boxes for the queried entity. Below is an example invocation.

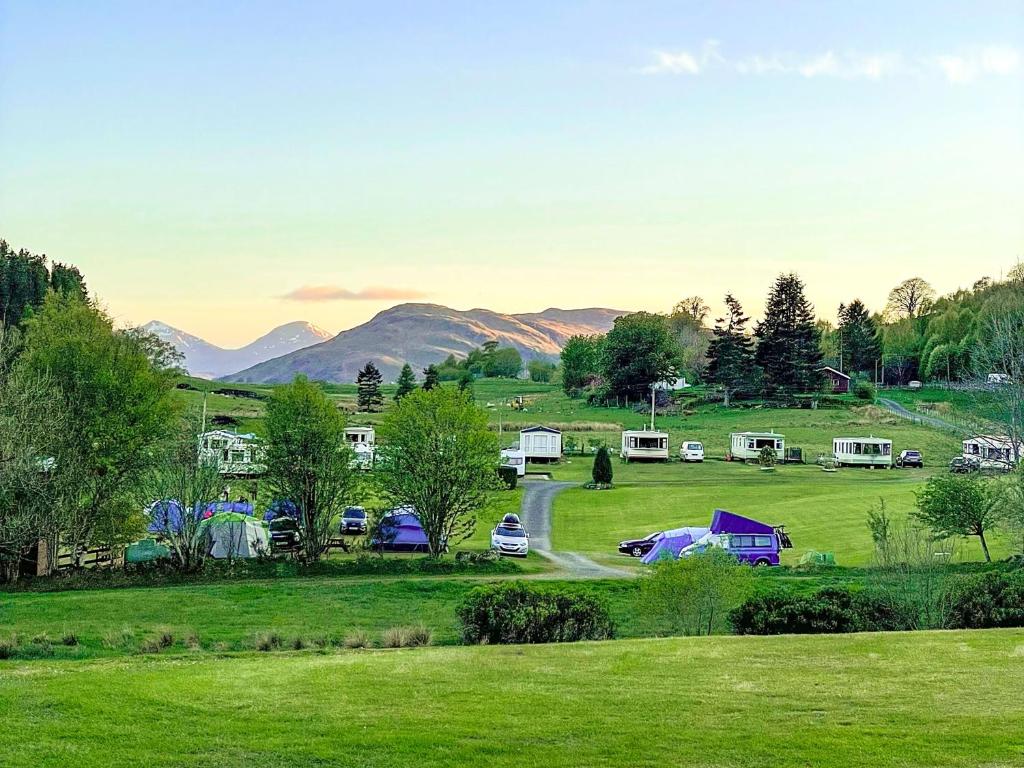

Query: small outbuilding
[621,430,670,462]
[962,435,1022,470]
[833,437,892,468]
[519,426,562,463]
[730,432,785,462]
[820,366,851,394]
[199,430,264,476]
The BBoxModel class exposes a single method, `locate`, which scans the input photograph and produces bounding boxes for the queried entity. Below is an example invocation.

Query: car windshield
[345,509,366,519]
[905,451,920,457]
[495,526,526,538]
[687,443,701,450]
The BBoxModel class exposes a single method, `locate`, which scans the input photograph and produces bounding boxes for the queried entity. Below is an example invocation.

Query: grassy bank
[0,629,1021,767]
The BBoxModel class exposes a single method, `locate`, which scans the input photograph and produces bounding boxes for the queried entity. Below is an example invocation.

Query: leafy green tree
[602,312,679,399]
[356,361,384,411]
[592,446,613,486]
[837,300,880,376]
[885,277,935,320]
[376,387,499,557]
[706,294,755,406]
[0,240,50,328]
[527,359,557,383]
[640,548,752,636]
[755,273,823,396]
[485,347,523,378]
[394,363,417,401]
[421,364,440,391]
[560,334,603,396]
[19,294,179,562]
[914,474,997,562]
[457,369,474,393]
[49,263,87,301]
[991,465,1024,554]
[668,297,711,382]
[264,376,359,562]
[972,296,1024,463]
[138,410,225,571]
[0,329,75,581]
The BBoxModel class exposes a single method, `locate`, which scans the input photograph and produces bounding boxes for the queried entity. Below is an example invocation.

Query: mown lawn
[549,459,1010,567]
[0,629,1021,767]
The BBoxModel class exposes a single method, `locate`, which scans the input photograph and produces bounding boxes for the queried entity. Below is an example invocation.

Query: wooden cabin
[820,366,851,394]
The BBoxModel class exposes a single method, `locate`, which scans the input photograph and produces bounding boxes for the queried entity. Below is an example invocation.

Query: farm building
[621,430,669,462]
[199,430,264,476]
[833,437,892,468]
[729,432,785,462]
[962,435,1022,470]
[519,426,562,463]
[820,366,851,394]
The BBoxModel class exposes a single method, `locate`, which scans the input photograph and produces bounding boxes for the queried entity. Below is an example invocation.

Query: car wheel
[631,546,643,558]
[753,558,772,567]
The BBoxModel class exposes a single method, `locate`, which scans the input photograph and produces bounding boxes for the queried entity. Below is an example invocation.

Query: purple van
[640,509,792,566]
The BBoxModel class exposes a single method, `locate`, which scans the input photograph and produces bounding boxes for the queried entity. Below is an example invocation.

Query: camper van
[679,440,704,462]
[500,448,526,477]
[729,432,785,462]
[833,437,892,468]
[962,436,1022,471]
[620,430,669,462]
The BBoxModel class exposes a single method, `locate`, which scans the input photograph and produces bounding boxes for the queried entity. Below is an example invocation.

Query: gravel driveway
[518,480,632,579]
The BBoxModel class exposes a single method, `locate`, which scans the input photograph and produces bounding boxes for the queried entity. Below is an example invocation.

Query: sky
[1,1,1022,347]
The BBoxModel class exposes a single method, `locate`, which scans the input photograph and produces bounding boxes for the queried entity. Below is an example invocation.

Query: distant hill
[223,303,626,383]
[144,320,333,379]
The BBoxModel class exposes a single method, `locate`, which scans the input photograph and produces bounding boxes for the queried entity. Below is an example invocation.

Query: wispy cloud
[641,42,1020,83]
[281,285,428,302]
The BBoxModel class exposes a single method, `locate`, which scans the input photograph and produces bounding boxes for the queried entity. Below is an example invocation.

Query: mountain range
[147,304,626,383]
[143,320,333,379]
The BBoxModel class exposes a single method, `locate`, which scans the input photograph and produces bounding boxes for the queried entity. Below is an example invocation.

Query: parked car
[341,506,368,535]
[491,523,529,557]
[618,531,662,558]
[896,450,923,468]
[679,441,705,463]
[949,456,981,473]
[269,517,301,553]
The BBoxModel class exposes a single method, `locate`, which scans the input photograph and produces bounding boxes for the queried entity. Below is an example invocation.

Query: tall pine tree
[421,364,440,391]
[755,273,823,396]
[706,293,755,406]
[356,361,384,411]
[394,363,417,401]
[837,300,880,376]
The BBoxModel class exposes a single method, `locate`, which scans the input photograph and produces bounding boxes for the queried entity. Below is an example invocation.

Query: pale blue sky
[1,1,1021,344]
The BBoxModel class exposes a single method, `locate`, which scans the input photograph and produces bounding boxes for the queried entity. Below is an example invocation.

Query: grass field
[1,629,1021,767]
[548,458,1010,567]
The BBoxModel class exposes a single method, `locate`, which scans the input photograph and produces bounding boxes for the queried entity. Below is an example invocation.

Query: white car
[680,440,704,462]
[491,523,529,557]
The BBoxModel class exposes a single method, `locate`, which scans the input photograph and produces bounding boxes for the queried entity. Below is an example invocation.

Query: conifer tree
[706,294,755,406]
[422,364,440,391]
[592,445,613,486]
[755,274,823,396]
[356,361,384,411]
[394,363,417,401]
[837,300,881,376]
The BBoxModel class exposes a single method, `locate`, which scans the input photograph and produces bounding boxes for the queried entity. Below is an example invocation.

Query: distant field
[1,629,1021,767]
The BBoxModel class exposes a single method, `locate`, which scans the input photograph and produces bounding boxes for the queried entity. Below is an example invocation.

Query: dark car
[949,456,981,473]
[896,450,924,468]
[269,517,301,553]
[341,506,368,535]
[618,531,661,558]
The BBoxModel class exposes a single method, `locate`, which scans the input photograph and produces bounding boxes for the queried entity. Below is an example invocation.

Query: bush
[591,446,613,487]
[854,379,876,400]
[0,636,19,659]
[730,587,908,635]
[254,632,283,652]
[343,630,371,649]
[496,465,518,490]
[947,570,1024,629]
[61,631,79,647]
[458,582,615,645]
[381,626,406,648]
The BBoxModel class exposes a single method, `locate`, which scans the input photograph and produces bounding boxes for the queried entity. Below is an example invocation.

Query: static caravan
[833,437,892,468]
[519,426,562,463]
[730,432,785,462]
[199,430,265,476]
[621,430,669,462]
[962,435,1022,470]
[344,426,376,447]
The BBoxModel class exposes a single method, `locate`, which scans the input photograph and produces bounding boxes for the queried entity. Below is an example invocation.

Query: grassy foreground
[0,629,1021,767]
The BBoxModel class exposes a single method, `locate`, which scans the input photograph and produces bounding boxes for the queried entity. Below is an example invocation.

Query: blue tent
[203,501,254,518]
[263,499,298,522]
[370,507,430,552]
[640,526,712,564]
[147,500,202,535]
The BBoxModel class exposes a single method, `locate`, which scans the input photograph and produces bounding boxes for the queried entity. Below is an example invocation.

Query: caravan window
[230,450,246,463]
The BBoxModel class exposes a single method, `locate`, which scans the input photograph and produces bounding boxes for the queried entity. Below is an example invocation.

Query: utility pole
[650,385,656,431]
